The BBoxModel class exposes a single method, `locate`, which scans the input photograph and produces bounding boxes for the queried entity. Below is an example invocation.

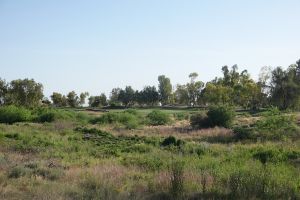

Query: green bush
[90,112,141,129]
[255,108,299,140]
[233,125,256,141]
[190,106,235,128]
[90,112,119,124]
[0,105,32,124]
[147,110,170,126]
[32,108,86,123]
[174,112,189,121]
[161,136,184,148]
[190,113,210,128]
[207,105,235,128]
[36,111,56,122]
[118,112,140,129]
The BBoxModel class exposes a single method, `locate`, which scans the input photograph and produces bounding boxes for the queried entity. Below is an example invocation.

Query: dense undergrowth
[0,106,299,199]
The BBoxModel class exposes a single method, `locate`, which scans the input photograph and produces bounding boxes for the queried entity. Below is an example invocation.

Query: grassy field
[0,108,299,200]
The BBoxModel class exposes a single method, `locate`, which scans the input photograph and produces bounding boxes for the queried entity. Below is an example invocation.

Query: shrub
[36,111,56,122]
[33,108,86,123]
[169,160,185,200]
[90,112,141,129]
[174,112,189,121]
[0,105,32,124]
[79,175,119,200]
[190,113,210,128]
[121,154,166,171]
[190,106,235,129]
[34,168,64,181]
[8,166,27,178]
[233,125,256,141]
[206,105,235,128]
[161,136,177,146]
[147,110,170,126]
[4,132,20,140]
[90,112,119,124]
[161,136,184,147]
[255,108,299,140]
[227,166,299,199]
[122,143,152,153]
[124,109,138,115]
[118,112,140,129]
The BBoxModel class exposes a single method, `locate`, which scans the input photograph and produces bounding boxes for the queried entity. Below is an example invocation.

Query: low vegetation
[0,106,299,200]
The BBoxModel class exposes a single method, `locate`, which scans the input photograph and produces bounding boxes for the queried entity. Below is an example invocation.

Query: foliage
[161,136,184,147]
[174,73,204,106]
[190,112,210,128]
[146,110,170,126]
[79,92,89,106]
[173,112,189,121]
[90,111,141,129]
[33,108,88,123]
[88,93,107,107]
[7,166,28,178]
[50,92,68,107]
[207,105,235,128]
[190,106,235,128]
[6,78,43,107]
[135,86,159,106]
[169,160,185,200]
[255,108,300,140]
[0,105,32,124]
[66,91,80,107]
[270,66,300,109]
[158,75,173,105]
[118,86,135,107]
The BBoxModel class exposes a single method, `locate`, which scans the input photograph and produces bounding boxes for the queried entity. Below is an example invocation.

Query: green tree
[7,79,43,107]
[89,93,107,107]
[137,86,159,106]
[158,75,172,105]
[203,83,233,105]
[187,73,204,106]
[67,91,79,108]
[109,88,121,105]
[270,65,300,109]
[174,84,189,105]
[79,92,89,107]
[50,92,65,107]
[118,86,135,107]
[0,78,8,105]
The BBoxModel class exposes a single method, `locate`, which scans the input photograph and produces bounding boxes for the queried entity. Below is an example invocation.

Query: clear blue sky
[1,0,300,97]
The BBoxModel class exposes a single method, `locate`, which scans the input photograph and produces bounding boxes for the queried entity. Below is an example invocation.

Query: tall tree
[50,92,65,107]
[203,83,233,105]
[109,88,121,104]
[79,92,89,107]
[138,86,159,106]
[89,93,107,107]
[174,84,189,105]
[158,75,172,105]
[118,86,135,107]
[7,79,43,107]
[186,73,204,106]
[0,79,7,106]
[270,65,300,109]
[67,91,79,108]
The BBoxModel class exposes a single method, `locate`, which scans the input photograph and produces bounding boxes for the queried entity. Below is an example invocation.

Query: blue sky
[1,0,300,97]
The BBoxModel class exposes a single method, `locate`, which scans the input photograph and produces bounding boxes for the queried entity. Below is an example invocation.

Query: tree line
[1,59,299,110]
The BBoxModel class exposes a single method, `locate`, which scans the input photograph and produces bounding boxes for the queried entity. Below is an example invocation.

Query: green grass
[0,108,299,199]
